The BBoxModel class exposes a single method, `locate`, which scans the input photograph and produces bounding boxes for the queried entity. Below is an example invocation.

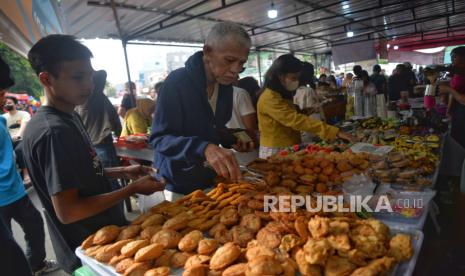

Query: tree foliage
[0,43,43,98]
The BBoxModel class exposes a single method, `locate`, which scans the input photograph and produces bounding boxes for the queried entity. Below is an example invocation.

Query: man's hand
[232,139,255,152]
[204,144,241,182]
[130,175,165,195]
[121,165,156,180]
[337,131,358,143]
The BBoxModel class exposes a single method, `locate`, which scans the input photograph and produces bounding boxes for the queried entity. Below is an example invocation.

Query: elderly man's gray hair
[205,22,251,49]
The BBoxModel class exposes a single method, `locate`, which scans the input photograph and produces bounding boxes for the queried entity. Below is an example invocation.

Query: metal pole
[121,40,135,107]
[256,51,262,86]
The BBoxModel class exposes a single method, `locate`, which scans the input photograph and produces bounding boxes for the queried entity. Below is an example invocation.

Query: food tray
[76,225,423,276]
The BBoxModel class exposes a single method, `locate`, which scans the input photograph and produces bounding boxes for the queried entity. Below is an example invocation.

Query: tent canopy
[59,0,465,54]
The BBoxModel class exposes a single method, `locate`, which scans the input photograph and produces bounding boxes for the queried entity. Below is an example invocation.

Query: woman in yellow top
[257,54,354,158]
[121,98,156,136]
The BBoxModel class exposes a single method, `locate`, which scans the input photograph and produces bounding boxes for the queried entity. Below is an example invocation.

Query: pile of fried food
[369,151,433,186]
[81,185,414,276]
[249,151,372,194]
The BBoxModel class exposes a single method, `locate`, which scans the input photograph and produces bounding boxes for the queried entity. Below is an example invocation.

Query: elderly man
[150,22,254,200]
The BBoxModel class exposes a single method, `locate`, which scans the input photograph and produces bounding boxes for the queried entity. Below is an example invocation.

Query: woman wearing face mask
[257,54,355,158]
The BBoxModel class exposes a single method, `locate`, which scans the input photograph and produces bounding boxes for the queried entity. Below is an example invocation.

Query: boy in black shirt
[22,35,164,272]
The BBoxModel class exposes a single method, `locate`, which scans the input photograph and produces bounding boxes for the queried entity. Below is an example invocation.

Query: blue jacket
[150,51,234,194]
[0,117,26,207]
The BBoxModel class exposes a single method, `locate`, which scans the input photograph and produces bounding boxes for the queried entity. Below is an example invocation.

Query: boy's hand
[131,175,165,195]
[121,165,156,180]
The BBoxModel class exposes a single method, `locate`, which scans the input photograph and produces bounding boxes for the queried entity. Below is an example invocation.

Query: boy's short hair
[5,96,18,104]
[452,46,465,57]
[28,34,93,77]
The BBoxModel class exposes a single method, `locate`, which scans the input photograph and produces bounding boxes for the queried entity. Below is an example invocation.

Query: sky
[81,39,201,87]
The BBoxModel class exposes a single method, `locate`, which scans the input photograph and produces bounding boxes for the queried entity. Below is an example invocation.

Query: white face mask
[284,79,299,91]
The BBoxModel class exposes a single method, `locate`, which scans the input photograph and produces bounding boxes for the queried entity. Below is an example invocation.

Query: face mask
[4,104,14,111]
[284,79,299,91]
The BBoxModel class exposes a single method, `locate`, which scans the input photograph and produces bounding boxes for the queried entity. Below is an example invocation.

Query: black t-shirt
[121,93,136,110]
[21,106,126,251]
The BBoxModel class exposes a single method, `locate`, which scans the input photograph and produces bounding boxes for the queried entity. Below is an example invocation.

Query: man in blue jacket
[150,22,254,200]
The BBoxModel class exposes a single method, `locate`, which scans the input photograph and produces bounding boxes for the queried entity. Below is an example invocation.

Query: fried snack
[93,225,120,245]
[338,249,367,266]
[231,225,255,247]
[247,199,263,210]
[245,255,283,276]
[105,239,133,254]
[303,238,334,265]
[239,214,261,233]
[329,220,350,235]
[123,262,150,276]
[151,229,182,249]
[182,265,207,276]
[198,239,219,255]
[84,245,102,257]
[178,230,204,252]
[144,266,170,276]
[118,225,142,240]
[214,228,233,244]
[245,245,276,261]
[295,249,322,276]
[308,216,330,239]
[140,225,162,240]
[387,233,413,262]
[141,214,165,229]
[315,183,328,193]
[198,216,220,232]
[81,234,95,250]
[208,223,227,237]
[89,245,109,258]
[131,213,153,225]
[293,185,314,195]
[162,213,190,231]
[279,234,301,252]
[350,256,395,276]
[210,242,241,270]
[184,254,211,269]
[154,249,177,267]
[281,258,298,276]
[115,258,135,274]
[121,240,150,257]
[171,252,193,268]
[134,243,164,262]
[217,194,242,209]
[222,263,247,276]
[256,228,281,249]
[95,249,118,263]
[327,234,351,252]
[324,255,356,276]
[294,216,309,240]
[109,254,127,266]
[220,207,239,226]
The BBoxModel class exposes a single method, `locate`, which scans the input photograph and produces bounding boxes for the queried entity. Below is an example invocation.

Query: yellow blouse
[257,88,339,148]
[121,108,150,137]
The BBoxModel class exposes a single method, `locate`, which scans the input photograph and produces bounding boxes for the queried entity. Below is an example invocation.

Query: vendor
[440,46,465,148]
[121,98,155,136]
[150,22,254,201]
[257,54,355,159]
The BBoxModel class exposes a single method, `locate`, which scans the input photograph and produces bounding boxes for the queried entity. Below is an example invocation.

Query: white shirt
[2,110,31,138]
[226,87,256,129]
[226,87,258,166]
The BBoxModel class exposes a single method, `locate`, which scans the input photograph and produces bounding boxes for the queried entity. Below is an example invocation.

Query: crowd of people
[1,21,465,275]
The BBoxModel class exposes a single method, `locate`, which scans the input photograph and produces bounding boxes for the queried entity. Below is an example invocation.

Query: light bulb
[394,45,399,50]
[347,31,354,37]
[268,9,277,18]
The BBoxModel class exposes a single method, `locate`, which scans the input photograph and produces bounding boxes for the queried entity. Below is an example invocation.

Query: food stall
[74,111,446,275]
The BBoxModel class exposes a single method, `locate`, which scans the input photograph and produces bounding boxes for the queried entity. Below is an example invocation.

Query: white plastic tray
[76,227,423,276]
